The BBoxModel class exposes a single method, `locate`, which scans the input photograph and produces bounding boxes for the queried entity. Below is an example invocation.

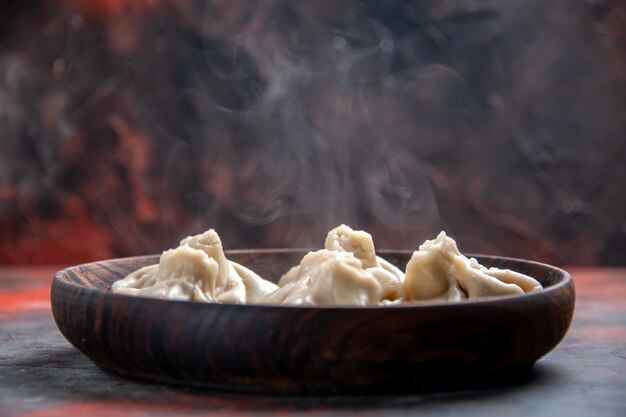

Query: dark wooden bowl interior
[51,250,575,394]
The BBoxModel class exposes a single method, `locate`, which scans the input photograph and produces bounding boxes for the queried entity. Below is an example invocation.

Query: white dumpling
[277,264,300,287]
[467,258,543,293]
[111,245,223,301]
[325,224,405,301]
[276,224,405,303]
[111,264,159,293]
[324,224,379,268]
[257,250,383,306]
[111,229,278,303]
[404,232,542,302]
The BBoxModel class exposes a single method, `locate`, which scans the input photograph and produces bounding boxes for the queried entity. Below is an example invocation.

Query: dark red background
[0,0,624,265]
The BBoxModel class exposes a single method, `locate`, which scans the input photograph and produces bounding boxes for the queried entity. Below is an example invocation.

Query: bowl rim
[53,248,574,311]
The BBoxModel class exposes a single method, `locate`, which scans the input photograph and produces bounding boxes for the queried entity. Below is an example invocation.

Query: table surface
[1,266,625,417]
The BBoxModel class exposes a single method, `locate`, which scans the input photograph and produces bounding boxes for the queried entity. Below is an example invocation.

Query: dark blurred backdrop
[0,0,624,265]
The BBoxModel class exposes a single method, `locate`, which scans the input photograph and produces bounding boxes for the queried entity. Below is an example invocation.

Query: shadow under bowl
[51,250,575,394]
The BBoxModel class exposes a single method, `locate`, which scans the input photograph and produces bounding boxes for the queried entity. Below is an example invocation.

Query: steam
[0,0,624,265]
[165,2,449,247]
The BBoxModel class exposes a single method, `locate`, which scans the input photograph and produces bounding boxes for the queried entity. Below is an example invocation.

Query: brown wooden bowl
[51,250,575,394]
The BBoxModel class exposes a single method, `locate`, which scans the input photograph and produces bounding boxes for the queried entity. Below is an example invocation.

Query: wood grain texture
[50,250,575,394]
[3,267,625,417]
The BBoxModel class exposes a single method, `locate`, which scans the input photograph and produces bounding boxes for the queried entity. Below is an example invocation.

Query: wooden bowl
[51,250,575,394]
